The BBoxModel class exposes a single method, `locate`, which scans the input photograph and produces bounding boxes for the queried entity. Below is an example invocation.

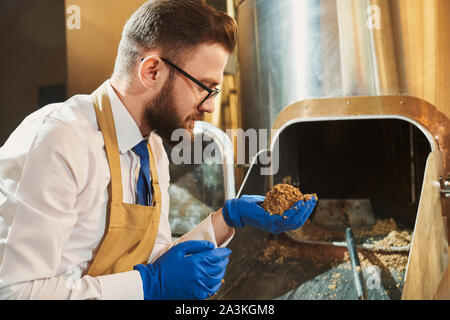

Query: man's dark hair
[113,0,237,78]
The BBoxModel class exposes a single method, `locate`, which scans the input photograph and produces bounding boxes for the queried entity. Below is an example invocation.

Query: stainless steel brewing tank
[236,0,449,132]
[230,0,450,300]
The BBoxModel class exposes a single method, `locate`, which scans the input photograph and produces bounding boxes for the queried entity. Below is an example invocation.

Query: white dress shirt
[0,80,233,300]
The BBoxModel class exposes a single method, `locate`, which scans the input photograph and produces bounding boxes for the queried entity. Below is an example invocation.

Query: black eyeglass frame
[140,56,220,105]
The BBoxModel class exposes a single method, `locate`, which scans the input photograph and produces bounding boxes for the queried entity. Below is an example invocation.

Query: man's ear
[138,55,164,88]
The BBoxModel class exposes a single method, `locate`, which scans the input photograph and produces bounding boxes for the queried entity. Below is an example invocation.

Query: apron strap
[91,82,124,205]
[147,141,161,206]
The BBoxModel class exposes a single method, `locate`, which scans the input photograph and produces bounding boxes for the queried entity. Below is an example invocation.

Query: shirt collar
[105,80,148,154]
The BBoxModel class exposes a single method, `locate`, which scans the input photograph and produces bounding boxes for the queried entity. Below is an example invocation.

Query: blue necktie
[132,140,152,206]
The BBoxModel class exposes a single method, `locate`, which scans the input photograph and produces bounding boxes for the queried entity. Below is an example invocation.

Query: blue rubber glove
[222,194,317,234]
[134,240,230,300]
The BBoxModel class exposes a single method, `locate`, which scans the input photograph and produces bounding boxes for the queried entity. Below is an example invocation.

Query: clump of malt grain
[262,184,317,216]
[260,239,341,268]
[370,230,412,248]
[343,249,409,273]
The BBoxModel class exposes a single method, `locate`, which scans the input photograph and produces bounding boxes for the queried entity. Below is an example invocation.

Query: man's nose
[199,98,215,114]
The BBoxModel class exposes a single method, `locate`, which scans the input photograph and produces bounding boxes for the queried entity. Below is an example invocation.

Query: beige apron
[87,82,161,277]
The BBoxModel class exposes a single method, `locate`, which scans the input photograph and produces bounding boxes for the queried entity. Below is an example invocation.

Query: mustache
[186,112,205,122]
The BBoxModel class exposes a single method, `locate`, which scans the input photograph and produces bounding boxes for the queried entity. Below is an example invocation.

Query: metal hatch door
[402,150,449,299]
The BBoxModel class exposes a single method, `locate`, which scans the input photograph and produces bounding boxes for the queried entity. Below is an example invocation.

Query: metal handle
[193,121,236,200]
[345,227,368,300]
[440,176,450,198]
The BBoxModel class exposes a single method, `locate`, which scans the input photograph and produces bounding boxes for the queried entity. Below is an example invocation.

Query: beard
[144,75,205,146]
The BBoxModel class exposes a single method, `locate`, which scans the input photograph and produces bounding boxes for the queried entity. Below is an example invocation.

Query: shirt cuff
[97,270,143,300]
[216,219,235,248]
[178,213,235,248]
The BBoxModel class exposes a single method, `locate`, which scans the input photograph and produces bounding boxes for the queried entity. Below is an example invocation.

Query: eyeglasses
[161,57,221,105]
[140,56,220,105]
